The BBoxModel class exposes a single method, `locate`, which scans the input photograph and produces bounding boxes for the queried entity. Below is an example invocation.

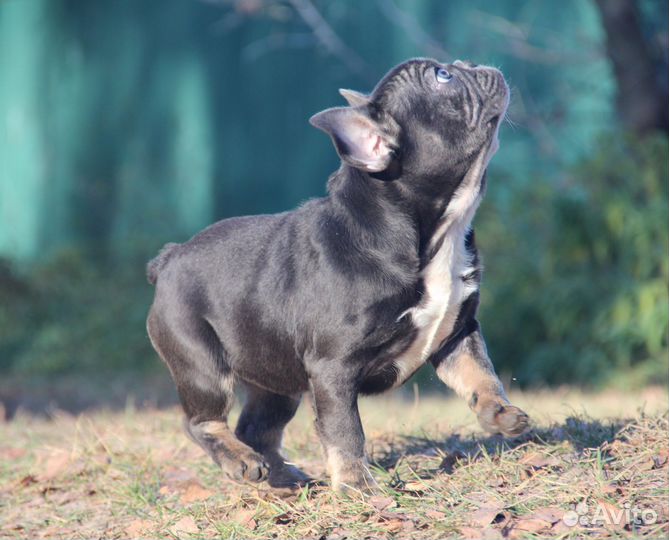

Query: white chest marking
[392,142,498,387]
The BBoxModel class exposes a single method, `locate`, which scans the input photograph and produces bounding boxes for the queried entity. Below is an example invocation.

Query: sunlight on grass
[0,387,667,538]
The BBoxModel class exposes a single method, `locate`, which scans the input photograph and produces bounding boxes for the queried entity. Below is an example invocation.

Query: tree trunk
[594,0,668,135]
[596,0,669,134]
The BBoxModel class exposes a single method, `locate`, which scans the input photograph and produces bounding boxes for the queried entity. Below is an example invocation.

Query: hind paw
[268,462,313,488]
[222,451,269,483]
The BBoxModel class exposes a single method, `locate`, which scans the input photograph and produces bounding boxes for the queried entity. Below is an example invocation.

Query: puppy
[146,58,529,492]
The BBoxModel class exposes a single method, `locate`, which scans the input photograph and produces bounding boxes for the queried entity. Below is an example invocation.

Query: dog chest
[391,227,476,385]
[390,156,487,386]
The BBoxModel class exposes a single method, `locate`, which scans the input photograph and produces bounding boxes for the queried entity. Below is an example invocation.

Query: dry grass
[0,386,667,539]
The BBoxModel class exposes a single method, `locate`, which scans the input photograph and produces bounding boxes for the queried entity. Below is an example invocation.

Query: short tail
[146,243,178,285]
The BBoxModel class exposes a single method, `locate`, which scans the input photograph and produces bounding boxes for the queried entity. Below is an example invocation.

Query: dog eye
[435,68,452,83]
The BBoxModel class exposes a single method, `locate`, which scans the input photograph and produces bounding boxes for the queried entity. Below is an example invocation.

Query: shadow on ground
[374,417,629,474]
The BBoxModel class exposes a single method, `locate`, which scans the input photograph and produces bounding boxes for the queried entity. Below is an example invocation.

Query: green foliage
[478,133,669,387]
[1,134,666,388]
[0,249,157,377]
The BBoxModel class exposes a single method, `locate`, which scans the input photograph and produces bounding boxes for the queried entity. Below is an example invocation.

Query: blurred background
[0,0,667,415]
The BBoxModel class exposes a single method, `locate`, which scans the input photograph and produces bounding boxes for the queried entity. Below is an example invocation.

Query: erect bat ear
[309,106,396,173]
[338,88,370,107]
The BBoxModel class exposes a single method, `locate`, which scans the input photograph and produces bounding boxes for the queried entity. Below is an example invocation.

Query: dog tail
[146,243,178,285]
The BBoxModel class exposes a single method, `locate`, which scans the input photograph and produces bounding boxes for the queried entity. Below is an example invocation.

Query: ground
[0,386,667,539]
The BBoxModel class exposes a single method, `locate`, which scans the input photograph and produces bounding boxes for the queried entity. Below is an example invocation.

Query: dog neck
[326,164,471,268]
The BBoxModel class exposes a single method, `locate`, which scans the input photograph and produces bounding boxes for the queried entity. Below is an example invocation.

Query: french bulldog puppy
[146,58,529,492]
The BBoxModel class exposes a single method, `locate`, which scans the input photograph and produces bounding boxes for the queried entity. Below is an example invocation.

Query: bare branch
[287,0,372,83]
[242,32,316,62]
[468,10,602,65]
[375,0,449,60]
[594,0,668,134]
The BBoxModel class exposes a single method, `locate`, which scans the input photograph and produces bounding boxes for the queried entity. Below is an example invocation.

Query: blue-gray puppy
[146,58,529,492]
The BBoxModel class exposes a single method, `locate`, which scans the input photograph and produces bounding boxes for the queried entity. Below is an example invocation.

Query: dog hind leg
[147,308,268,482]
[235,384,311,487]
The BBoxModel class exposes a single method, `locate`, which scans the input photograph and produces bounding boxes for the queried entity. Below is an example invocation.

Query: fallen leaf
[39,450,70,481]
[0,447,27,460]
[356,511,372,523]
[550,519,577,535]
[526,506,563,524]
[160,467,210,500]
[601,440,625,458]
[232,509,258,530]
[385,520,404,533]
[329,527,355,539]
[402,481,425,492]
[169,516,199,536]
[425,510,446,520]
[369,495,396,511]
[125,519,154,536]
[458,526,503,539]
[380,510,411,522]
[458,526,480,539]
[274,512,293,525]
[511,517,553,533]
[637,459,656,471]
[519,451,561,469]
[153,447,178,463]
[469,505,507,527]
[180,483,214,504]
[163,467,198,487]
[490,475,507,488]
[107,467,125,480]
[18,475,38,487]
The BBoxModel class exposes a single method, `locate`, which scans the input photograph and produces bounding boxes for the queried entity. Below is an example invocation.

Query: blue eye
[436,68,452,83]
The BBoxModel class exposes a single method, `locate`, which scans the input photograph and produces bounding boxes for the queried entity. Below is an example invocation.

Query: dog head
[310,58,509,183]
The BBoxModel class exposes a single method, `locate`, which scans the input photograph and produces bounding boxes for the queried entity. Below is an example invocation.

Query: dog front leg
[309,374,376,493]
[432,324,530,437]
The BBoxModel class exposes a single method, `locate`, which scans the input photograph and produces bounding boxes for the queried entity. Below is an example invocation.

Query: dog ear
[338,88,370,107]
[309,107,396,173]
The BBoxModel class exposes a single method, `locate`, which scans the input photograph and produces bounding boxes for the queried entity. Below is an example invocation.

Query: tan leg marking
[436,350,505,401]
[193,420,269,482]
[327,447,377,494]
[436,337,530,437]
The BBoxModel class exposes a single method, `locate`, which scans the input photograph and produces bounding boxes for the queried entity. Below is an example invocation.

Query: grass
[0,386,667,539]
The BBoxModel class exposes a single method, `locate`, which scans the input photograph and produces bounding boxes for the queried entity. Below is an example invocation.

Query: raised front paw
[476,399,530,437]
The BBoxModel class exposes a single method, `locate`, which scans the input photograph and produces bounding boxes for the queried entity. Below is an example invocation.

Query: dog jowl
[146,58,530,492]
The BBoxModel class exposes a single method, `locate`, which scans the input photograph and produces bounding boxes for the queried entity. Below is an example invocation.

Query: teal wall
[0,0,615,262]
